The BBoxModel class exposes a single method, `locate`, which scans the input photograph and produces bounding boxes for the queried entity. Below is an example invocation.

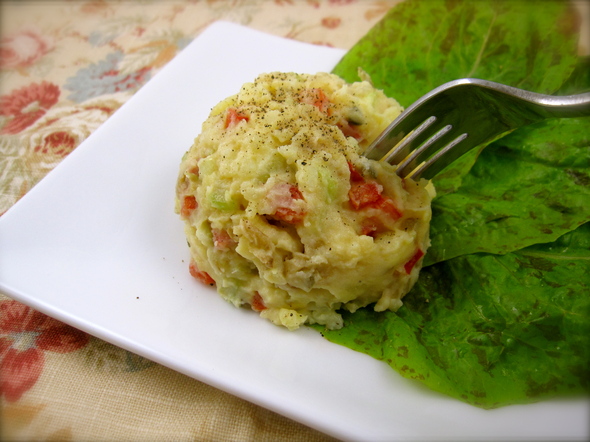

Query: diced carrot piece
[338,119,363,141]
[251,292,267,312]
[189,261,215,286]
[376,196,403,220]
[289,185,304,200]
[224,107,249,129]
[348,166,403,221]
[349,181,382,210]
[273,207,306,224]
[299,88,330,114]
[360,217,380,237]
[181,195,197,218]
[267,183,306,223]
[404,249,425,274]
[347,161,364,182]
[189,165,199,176]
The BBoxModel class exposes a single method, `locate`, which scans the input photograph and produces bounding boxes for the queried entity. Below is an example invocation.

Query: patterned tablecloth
[0,1,402,440]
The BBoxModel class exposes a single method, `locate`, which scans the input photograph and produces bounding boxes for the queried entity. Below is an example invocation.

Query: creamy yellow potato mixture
[176,72,434,330]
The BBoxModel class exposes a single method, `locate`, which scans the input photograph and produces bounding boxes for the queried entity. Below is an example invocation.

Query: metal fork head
[363,79,557,180]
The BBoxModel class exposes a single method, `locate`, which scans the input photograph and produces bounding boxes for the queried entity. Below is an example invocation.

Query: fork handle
[484,82,590,119]
[533,94,590,118]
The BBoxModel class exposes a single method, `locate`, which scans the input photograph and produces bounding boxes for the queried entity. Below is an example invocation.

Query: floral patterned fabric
[0,1,400,440]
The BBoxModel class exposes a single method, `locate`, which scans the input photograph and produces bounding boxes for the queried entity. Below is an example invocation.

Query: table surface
[0,1,400,440]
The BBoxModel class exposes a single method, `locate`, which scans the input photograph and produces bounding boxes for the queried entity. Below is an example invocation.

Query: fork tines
[369,114,469,180]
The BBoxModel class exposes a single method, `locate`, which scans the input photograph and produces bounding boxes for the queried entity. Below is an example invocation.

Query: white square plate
[1,21,588,441]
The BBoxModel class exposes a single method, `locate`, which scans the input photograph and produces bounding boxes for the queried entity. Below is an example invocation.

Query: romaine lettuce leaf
[426,116,590,265]
[557,56,590,95]
[320,224,590,408]
[333,0,581,194]
[333,0,580,107]
[323,0,590,408]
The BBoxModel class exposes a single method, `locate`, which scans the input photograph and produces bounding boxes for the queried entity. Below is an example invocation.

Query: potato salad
[176,72,434,330]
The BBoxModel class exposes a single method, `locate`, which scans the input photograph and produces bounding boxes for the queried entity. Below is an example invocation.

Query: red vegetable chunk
[251,292,267,312]
[189,261,215,286]
[224,107,249,129]
[181,195,197,218]
[404,249,425,274]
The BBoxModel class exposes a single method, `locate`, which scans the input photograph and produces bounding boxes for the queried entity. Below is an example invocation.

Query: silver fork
[364,78,590,180]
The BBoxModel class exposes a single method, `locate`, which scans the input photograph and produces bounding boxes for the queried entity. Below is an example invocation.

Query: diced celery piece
[210,190,238,211]
[318,167,338,202]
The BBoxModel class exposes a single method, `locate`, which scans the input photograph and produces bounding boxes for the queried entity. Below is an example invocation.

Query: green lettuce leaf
[426,116,590,265]
[332,0,581,194]
[333,0,580,107]
[320,224,590,409]
[556,56,590,95]
[322,0,590,408]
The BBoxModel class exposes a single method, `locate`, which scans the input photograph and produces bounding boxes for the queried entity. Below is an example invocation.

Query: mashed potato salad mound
[176,72,434,330]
